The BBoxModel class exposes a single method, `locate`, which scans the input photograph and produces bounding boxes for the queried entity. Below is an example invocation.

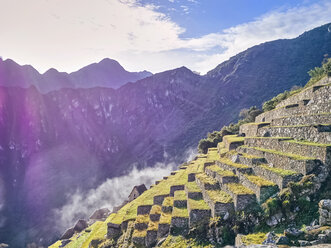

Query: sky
[0,0,331,74]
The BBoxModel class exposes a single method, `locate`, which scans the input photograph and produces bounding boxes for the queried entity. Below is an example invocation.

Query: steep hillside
[50,76,331,247]
[1,23,331,247]
[0,58,152,92]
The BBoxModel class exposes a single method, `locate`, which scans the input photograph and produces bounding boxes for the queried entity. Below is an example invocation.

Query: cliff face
[0,23,331,246]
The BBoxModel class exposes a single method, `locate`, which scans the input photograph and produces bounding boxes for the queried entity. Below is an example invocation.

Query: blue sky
[0,0,330,74]
[141,0,313,37]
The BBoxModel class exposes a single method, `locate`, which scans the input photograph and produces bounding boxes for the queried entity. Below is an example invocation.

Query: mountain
[0,58,152,92]
[0,23,330,247]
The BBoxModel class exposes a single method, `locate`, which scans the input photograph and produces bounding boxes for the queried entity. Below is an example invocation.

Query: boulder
[298,240,310,246]
[276,235,289,245]
[262,231,277,245]
[284,227,304,238]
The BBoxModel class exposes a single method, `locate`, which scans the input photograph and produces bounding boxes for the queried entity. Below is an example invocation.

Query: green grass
[260,164,297,177]
[206,149,220,161]
[162,197,174,207]
[241,152,264,160]
[241,232,266,245]
[243,122,270,126]
[159,212,172,224]
[245,136,292,140]
[223,135,245,144]
[243,146,316,161]
[160,235,214,248]
[206,190,233,203]
[245,175,276,187]
[185,182,201,193]
[174,190,187,201]
[147,220,159,231]
[207,164,236,177]
[188,198,210,210]
[196,173,218,185]
[150,205,161,215]
[135,214,149,223]
[172,207,189,218]
[226,183,254,195]
[132,229,147,238]
[218,157,250,169]
[287,139,331,147]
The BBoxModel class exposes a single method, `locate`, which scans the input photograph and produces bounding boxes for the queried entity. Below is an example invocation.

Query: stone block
[145,230,157,247]
[137,205,152,215]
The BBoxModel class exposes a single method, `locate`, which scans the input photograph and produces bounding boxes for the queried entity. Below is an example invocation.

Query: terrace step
[223,135,245,150]
[244,137,331,164]
[205,164,239,184]
[203,189,234,217]
[275,80,331,108]
[252,163,302,190]
[149,205,161,222]
[215,157,253,175]
[195,173,220,191]
[237,173,278,203]
[240,122,271,137]
[225,151,266,167]
[161,197,173,213]
[271,113,331,126]
[173,191,187,208]
[146,220,158,247]
[221,183,257,211]
[158,212,171,238]
[187,198,211,227]
[170,206,189,235]
[185,181,203,200]
[134,214,149,231]
[237,146,321,175]
[255,101,331,123]
[257,124,331,144]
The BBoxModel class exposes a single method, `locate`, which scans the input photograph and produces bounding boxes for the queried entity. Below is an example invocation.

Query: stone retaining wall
[244,137,331,164]
[170,185,185,196]
[276,77,330,108]
[257,125,331,144]
[188,209,211,227]
[319,199,331,226]
[153,194,168,205]
[137,205,152,215]
[255,101,331,123]
[146,230,157,247]
[157,223,170,238]
[271,113,331,126]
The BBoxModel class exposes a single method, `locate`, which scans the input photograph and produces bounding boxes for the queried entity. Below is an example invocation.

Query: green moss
[150,205,161,215]
[159,212,172,224]
[287,139,331,147]
[241,232,266,245]
[174,190,187,201]
[135,214,149,224]
[147,221,159,231]
[226,183,254,195]
[207,164,236,177]
[244,146,316,161]
[260,164,297,177]
[219,157,250,169]
[206,190,233,203]
[196,173,218,185]
[185,182,201,193]
[245,175,276,187]
[223,135,245,144]
[172,207,189,218]
[132,229,147,238]
[188,198,210,210]
[162,197,174,207]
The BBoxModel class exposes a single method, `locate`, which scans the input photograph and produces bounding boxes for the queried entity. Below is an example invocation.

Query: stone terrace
[104,77,331,247]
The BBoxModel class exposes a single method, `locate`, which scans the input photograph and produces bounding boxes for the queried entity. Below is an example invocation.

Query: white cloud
[52,163,175,232]
[0,0,330,74]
